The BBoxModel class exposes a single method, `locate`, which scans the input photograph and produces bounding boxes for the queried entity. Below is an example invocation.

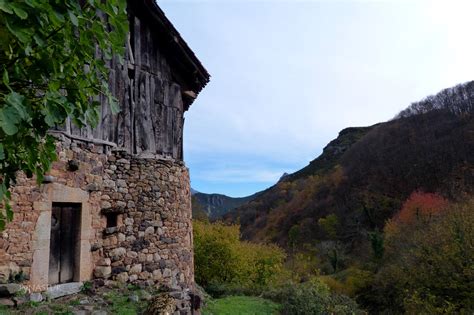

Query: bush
[193,221,286,294]
[265,278,365,315]
[285,246,320,282]
[193,221,242,287]
[320,267,373,297]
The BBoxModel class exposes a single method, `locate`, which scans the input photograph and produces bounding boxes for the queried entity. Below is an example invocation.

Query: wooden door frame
[30,183,92,292]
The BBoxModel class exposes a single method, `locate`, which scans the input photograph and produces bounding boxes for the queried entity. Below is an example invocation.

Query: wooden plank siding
[58,8,188,160]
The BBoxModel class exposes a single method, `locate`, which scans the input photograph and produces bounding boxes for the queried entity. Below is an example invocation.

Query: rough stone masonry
[0,1,210,313]
[0,135,195,313]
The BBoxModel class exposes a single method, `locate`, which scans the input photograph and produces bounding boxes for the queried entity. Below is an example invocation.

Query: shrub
[319,275,348,296]
[265,278,365,315]
[325,294,366,315]
[320,267,373,297]
[286,247,320,282]
[193,221,286,294]
[267,278,329,315]
[193,221,242,287]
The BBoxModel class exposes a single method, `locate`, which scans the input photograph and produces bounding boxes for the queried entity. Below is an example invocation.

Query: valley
[193,80,474,314]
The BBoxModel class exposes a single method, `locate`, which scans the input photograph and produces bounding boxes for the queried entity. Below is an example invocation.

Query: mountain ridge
[225,80,474,250]
[192,191,261,220]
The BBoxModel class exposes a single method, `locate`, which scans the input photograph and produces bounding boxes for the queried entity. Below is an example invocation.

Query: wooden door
[49,203,81,285]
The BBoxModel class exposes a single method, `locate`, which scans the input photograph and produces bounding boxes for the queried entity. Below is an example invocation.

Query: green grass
[203,296,280,315]
[103,291,140,315]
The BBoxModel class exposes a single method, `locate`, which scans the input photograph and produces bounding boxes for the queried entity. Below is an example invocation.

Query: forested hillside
[219,81,474,312]
[227,81,474,247]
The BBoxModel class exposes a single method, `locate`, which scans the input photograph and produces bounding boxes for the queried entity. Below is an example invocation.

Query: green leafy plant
[0,0,127,229]
[14,286,28,297]
[81,281,93,294]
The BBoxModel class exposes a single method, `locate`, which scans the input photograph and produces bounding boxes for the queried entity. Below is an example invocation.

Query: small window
[106,213,118,228]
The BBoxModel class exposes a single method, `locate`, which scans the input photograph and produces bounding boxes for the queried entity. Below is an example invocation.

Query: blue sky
[159,0,474,197]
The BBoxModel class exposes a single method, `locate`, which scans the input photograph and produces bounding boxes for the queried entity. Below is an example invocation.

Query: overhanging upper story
[55,0,210,160]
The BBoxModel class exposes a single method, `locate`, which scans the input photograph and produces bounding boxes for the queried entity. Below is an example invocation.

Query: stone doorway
[30,183,93,292]
[48,203,82,285]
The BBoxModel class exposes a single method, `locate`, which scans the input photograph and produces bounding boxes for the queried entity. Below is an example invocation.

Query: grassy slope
[203,296,280,315]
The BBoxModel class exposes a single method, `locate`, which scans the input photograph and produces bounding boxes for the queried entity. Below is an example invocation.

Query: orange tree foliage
[360,198,474,314]
[384,191,449,238]
[394,191,449,224]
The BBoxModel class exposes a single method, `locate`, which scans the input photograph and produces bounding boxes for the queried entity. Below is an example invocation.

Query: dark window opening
[106,213,118,228]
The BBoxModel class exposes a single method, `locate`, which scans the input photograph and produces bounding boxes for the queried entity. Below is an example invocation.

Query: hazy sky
[159,0,474,197]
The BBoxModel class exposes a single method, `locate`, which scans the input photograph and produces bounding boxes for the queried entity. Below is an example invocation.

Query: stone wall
[0,135,194,311]
[96,149,194,290]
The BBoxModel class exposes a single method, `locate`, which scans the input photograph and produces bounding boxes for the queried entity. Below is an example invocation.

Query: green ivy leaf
[0,106,20,135]
[10,3,28,19]
[5,20,33,43]
[0,144,4,160]
[5,92,28,121]
[0,0,13,14]
[2,68,9,86]
[52,10,65,23]
[33,34,46,47]
[68,10,78,27]
[42,107,58,127]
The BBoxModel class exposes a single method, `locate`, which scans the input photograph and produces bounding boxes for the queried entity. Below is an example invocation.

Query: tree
[287,225,300,251]
[0,0,127,228]
[394,191,449,225]
[318,214,339,239]
[368,229,384,264]
[362,199,474,313]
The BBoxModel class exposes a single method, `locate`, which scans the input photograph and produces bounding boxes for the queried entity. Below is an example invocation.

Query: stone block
[109,247,126,261]
[29,292,43,302]
[129,264,142,275]
[101,201,112,209]
[94,266,112,279]
[0,263,20,284]
[0,298,14,307]
[97,258,111,267]
[126,251,138,259]
[116,272,128,283]
[144,227,155,236]
[163,268,172,277]
[0,283,22,296]
[46,282,83,299]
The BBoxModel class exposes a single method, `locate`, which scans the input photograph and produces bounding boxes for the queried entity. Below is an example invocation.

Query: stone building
[0,0,209,312]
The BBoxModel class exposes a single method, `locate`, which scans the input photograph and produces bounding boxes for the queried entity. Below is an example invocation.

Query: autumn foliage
[393,191,449,224]
[362,198,474,314]
[384,191,449,238]
[193,221,286,292]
